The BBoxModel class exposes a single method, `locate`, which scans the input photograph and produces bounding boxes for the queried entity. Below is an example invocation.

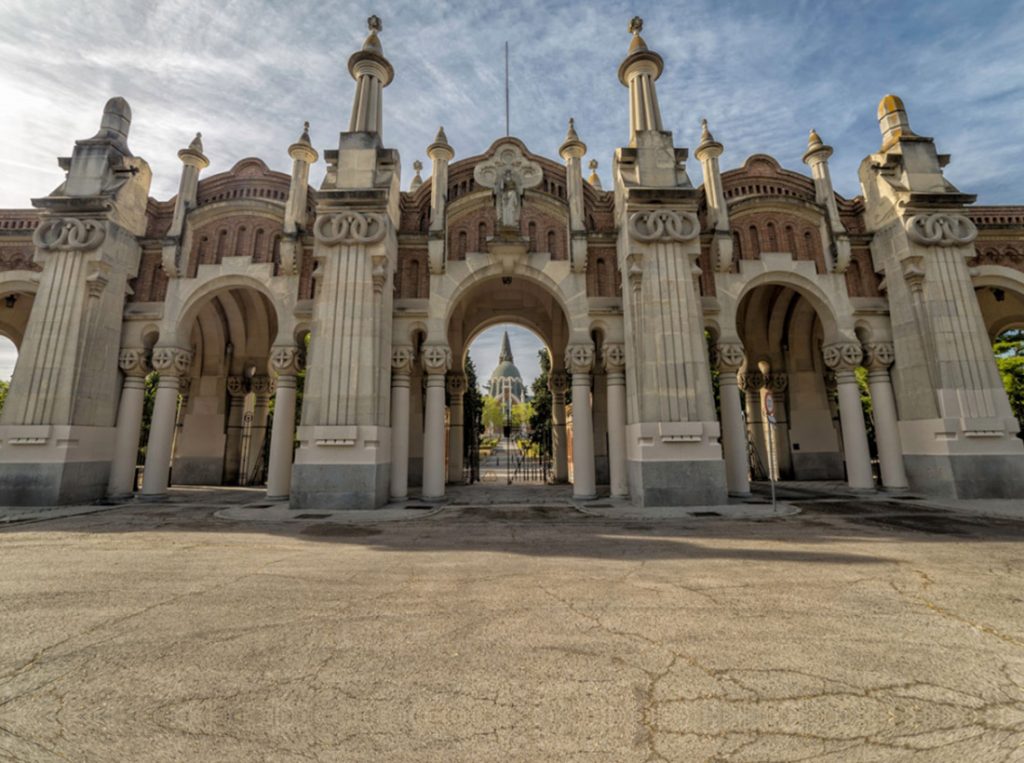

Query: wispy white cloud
[0,0,1022,208]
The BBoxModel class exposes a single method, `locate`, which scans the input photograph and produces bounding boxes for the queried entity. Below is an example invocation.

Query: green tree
[528,348,552,444]
[995,329,1024,441]
[511,401,534,428]
[0,379,7,416]
[462,355,483,452]
[482,395,505,433]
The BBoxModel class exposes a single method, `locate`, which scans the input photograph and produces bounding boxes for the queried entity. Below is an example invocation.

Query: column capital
[421,344,451,376]
[117,347,152,378]
[250,374,275,396]
[863,341,895,371]
[270,345,305,376]
[151,346,192,377]
[765,373,788,393]
[549,369,569,396]
[602,342,626,374]
[822,342,863,372]
[711,342,745,373]
[565,343,594,375]
[391,345,414,376]
[446,371,467,397]
[227,375,248,399]
[737,371,765,392]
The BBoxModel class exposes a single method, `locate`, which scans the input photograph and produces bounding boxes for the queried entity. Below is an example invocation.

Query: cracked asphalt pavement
[2,490,1024,761]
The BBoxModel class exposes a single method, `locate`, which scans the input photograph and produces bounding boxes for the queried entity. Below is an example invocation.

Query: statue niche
[473,142,543,235]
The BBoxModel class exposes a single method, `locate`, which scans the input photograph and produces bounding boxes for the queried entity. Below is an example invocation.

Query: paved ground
[2,487,1024,761]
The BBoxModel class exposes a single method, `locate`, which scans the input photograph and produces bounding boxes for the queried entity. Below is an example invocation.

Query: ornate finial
[189,132,203,151]
[303,120,310,132]
[435,126,449,145]
[700,118,712,142]
[808,128,822,149]
[410,159,424,191]
[587,159,602,189]
[368,15,382,32]
[588,159,598,171]
[413,159,423,173]
[559,117,586,159]
[629,16,643,34]
[298,120,311,145]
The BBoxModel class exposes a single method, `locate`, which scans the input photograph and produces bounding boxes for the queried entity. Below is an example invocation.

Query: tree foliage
[995,329,1024,440]
[0,379,7,416]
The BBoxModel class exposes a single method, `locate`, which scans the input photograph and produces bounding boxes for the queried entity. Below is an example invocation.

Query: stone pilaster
[0,97,153,505]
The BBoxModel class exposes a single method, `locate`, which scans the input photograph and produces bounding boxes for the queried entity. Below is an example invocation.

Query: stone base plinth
[904,453,1024,499]
[289,462,390,510]
[171,457,225,486]
[0,461,110,506]
[627,459,727,507]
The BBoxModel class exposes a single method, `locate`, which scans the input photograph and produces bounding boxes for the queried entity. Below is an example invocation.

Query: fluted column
[389,347,413,500]
[618,17,665,144]
[559,119,589,273]
[427,126,454,274]
[346,16,394,137]
[161,133,208,278]
[802,129,851,272]
[266,346,304,499]
[714,343,750,496]
[824,343,874,490]
[695,120,733,273]
[142,347,192,497]
[108,349,151,497]
[549,370,569,483]
[864,342,909,490]
[603,343,628,497]
[567,343,596,499]
[447,372,467,484]
[421,345,450,500]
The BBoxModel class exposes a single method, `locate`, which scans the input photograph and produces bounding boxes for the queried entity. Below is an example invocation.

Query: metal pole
[504,42,510,137]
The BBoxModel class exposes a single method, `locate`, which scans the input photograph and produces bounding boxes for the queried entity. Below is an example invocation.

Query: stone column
[421,345,450,500]
[567,343,597,500]
[245,375,274,485]
[142,348,191,497]
[549,370,569,483]
[426,127,454,274]
[739,371,766,478]
[266,346,304,500]
[714,343,750,496]
[559,119,589,273]
[603,343,628,497]
[864,342,909,490]
[223,376,247,484]
[108,349,151,497]
[823,343,874,490]
[389,347,413,500]
[447,372,467,484]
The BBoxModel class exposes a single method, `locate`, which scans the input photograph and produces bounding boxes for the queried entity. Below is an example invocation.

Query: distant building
[488,331,526,406]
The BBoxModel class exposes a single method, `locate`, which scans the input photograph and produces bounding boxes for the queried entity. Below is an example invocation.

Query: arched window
[253,228,265,261]
[803,230,818,267]
[528,221,537,252]
[547,230,556,255]
[215,229,229,263]
[747,225,760,258]
[731,230,742,261]
[407,260,420,298]
[596,257,608,295]
[458,230,467,258]
[785,225,798,255]
[765,221,778,252]
[478,221,487,250]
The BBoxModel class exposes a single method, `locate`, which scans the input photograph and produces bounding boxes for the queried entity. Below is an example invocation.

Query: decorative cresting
[565,343,595,374]
[421,344,451,375]
[627,209,700,243]
[548,369,569,396]
[603,342,626,373]
[151,347,193,376]
[711,343,745,372]
[446,372,467,396]
[472,142,543,230]
[117,348,152,377]
[904,213,977,247]
[391,345,414,375]
[32,217,106,251]
[863,341,896,370]
[313,211,388,245]
[269,346,306,376]
[822,342,864,371]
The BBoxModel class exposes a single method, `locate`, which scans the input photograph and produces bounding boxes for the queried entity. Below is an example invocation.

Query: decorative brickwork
[586,247,621,297]
[395,248,429,298]
[730,210,828,274]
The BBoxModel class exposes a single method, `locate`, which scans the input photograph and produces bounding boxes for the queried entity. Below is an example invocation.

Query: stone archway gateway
[1,17,1024,507]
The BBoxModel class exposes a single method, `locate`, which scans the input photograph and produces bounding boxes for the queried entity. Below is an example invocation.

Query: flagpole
[505,41,510,137]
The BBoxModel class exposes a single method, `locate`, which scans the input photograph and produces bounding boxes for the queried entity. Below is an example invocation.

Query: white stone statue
[496,168,521,228]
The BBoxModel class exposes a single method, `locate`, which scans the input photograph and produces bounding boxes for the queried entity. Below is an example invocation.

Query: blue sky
[0,0,1021,380]
[467,325,545,393]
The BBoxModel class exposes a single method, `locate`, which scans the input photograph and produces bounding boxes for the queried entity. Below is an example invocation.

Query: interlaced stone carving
[421,345,451,375]
[904,213,977,247]
[738,371,765,392]
[313,211,387,245]
[766,373,789,393]
[151,347,192,376]
[32,218,106,251]
[391,346,414,375]
[117,348,151,377]
[270,346,305,376]
[227,376,247,398]
[863,341,896,371]
[565,343,595,374]
[603,342,626,373]
[446,373,467,396]
[822,342,863,371]
[712,343,745,372]
[548,369,569,396]
[627,210,700,243]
